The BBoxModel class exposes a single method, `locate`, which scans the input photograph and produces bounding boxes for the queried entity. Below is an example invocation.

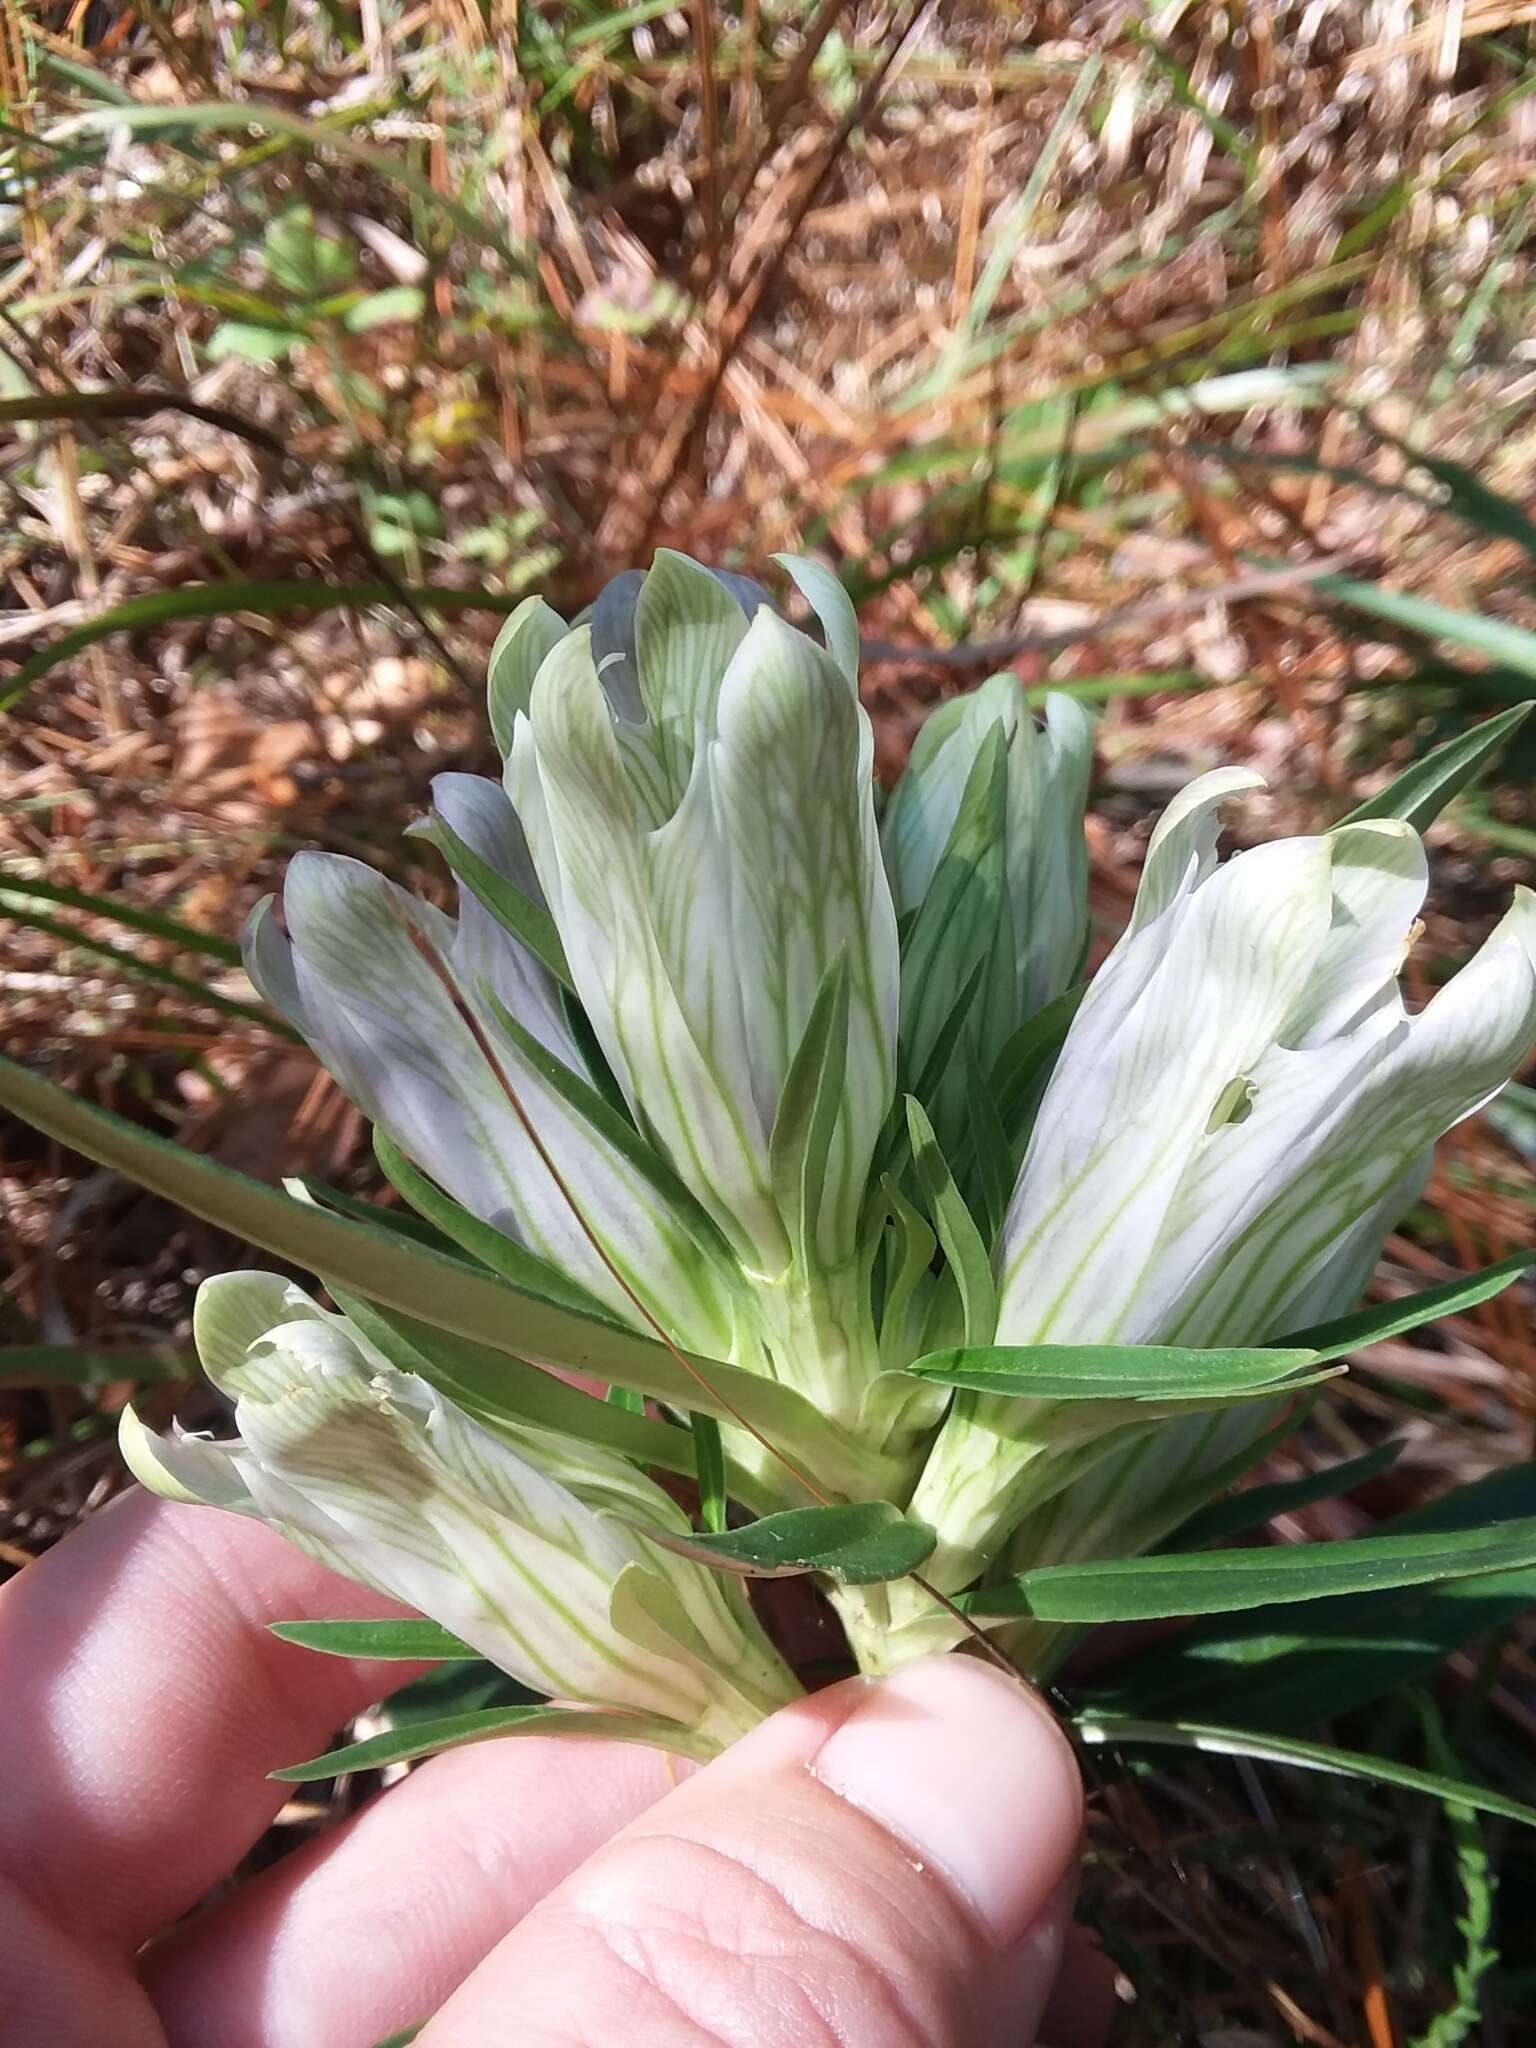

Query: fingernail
[810,1654,1082,1948]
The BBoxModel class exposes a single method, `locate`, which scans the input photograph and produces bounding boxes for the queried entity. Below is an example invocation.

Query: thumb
[418,1654,1085,2048]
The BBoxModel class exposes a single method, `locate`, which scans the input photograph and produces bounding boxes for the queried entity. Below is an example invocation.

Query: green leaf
[905,1097,995,1345]
[0,1342,193,1388]
[970,1513,1536,1622]
[409,808,572,989]
[1085,1463,1536,1731]
[0,891,292,1035]
[1341,705,1534,833]
[269,1618,478,1660]
[897,725,1008,1085]
[769,957,850,1270]
[910,1340,1324,1401]
[369,2028,423,2048]
[1361,420,1536,563]
[873,1174,937,1371]
[1277,1250,1534,1361]
[693,1416,727,1534]
[372,1130,614,1323]
[988,982,1084,1134]
[271,1705,709,1781]
[325,1289,778,1508]
[1173,1439,1404,1551]
[289,1176,462,1255]
[960,1034,1014,1245]
[652,1502,936,1585]
[0,1053,879,1495]
[1071,1716,1536,1831]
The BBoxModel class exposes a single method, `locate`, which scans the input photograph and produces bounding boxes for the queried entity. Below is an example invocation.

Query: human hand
[0,1490,1106,2047]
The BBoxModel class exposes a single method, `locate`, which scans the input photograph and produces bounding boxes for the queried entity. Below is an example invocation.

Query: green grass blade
[0,875,242,965]
[0,892,292,1034]
[1,579,519,714]
[0,1343,193,1388]
[1340,706,1533,832]
[1073,1716,1536,1831]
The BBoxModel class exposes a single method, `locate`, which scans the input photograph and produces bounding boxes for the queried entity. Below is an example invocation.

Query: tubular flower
[84,546,1535,1738]
[122,1274,799,1752]
[874,773,1536,1660]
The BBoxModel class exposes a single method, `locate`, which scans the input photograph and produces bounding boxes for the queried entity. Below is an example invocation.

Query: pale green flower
[122,1274,798,1751]
[867,774,1536,1662]
[882,672,1094,1078]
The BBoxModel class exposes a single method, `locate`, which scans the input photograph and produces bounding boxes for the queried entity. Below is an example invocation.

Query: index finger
[0,1487,428,1954]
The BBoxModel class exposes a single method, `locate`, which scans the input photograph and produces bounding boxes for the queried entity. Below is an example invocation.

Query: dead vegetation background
[3,2,1536,2041]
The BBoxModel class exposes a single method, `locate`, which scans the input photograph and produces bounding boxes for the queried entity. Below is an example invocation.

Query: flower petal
[995,834,1336,1344]
[274,848,734,1345]
[772,552,860,684]
[515,629,786,1268]
[1159,888,1536,1347]
[710,608,899,1260]
[487,595,569,755]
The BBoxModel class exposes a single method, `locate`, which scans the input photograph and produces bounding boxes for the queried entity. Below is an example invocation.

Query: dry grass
[4,2,1536,2040]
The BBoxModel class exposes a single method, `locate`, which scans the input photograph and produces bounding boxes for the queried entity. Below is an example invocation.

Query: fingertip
[810,1653,1083,1950]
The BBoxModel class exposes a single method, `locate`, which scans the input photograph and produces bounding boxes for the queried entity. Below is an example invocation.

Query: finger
[145,1735,692,2048]
[421,1655,1083,2048]
[0,1487,429,1952]
[1038,1923,1119,2048]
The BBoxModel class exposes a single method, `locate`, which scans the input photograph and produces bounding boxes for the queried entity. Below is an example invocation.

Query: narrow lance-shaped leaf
[909,1341,1324,1401]
[1090,1462,1536,1730]
[1277,1249,1534,1362]
[372,1131,616,1323]
[272,1705,715,1781]
[407,806,571,989]
[649,1502,937,1586]
[0,1053,895,1499]
[965,1512,1536,1622]
[1172,1439,1404,1551]
[269,1618,479,1661]
[768,956,851,1269]
[905,1097,996,1346]
[1340,703,1533,834]
[692,1417,728,1535]
[0,1343,193,1387]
